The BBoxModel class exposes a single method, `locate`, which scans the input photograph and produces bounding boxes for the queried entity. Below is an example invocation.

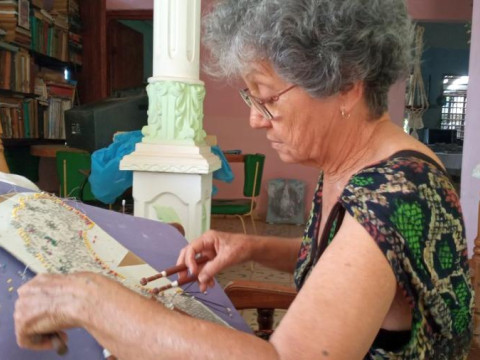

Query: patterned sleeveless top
[294,150,474,359]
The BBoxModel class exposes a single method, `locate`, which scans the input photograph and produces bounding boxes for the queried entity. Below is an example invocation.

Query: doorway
[106,10,153,96]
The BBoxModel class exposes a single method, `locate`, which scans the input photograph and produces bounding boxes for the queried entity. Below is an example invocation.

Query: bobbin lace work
[0,192,229,327]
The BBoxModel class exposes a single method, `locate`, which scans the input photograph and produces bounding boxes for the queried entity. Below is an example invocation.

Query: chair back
[243,154,265,198]
[56,151,96,201]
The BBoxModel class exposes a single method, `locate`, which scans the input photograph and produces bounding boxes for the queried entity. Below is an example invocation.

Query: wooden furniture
[0,140,9,173]
[212,154,265,234]
[55,151,96,201]
[78,6,153,102]
[30,144,87,158]
[224,280,296,339]
[0,0,84,142]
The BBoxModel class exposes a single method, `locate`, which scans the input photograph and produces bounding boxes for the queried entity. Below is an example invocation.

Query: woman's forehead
[242,61,283,86]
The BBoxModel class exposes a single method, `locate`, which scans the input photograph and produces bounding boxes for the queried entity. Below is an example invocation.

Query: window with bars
[441,75,468,139]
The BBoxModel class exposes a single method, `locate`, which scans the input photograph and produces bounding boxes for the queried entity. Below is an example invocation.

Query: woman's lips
[270,141,282,149]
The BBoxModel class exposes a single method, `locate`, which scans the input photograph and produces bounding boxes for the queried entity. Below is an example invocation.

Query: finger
[197,256,226,285]
[51,333,69,355]
[176,247,187,266]
[176,248,189,280]
[17,332,53,351]
[198,278,215,293]
[184,245,200,275]
[30,332,69,355]
[207,278,215,289]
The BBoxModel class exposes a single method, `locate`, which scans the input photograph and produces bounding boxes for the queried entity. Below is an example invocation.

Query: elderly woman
[14,0,473,359]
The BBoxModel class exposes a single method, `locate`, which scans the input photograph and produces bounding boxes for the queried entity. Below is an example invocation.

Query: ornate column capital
[142,80,207,145]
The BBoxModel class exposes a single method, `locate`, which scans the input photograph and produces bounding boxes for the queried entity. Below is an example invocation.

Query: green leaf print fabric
[294,151,474,359]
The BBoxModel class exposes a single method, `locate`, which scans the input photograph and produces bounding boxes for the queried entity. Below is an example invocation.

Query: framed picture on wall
[17,0,30,30]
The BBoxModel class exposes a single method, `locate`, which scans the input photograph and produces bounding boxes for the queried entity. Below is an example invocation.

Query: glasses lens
[240,90,252,107]
[251,101,272,119]
[239,89,273,120]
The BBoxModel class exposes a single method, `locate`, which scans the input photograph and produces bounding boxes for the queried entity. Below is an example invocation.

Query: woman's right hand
[176,230,254,292]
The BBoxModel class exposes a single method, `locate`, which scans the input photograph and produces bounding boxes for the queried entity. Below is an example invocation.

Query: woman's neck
[321,113,392,183]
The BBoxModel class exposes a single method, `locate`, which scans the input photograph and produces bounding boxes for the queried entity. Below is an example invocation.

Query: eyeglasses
[239,85,296,120]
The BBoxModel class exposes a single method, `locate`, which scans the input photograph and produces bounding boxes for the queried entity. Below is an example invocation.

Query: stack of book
[52,0,81,65]
[0,97,40,139]
[44,95,70,139]
[0,41,32,93]
[30,2,68,61]
[35,68,75,139]
[0,0,31,48]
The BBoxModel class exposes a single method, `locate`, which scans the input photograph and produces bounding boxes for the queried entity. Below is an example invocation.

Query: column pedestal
[121,142,220,241]
[120,0,215,241]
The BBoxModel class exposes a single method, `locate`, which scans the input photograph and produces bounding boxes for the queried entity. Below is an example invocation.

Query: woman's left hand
[14,272,111,351]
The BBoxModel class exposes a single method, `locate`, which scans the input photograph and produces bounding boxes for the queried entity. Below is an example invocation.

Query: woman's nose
[249,108,271,129]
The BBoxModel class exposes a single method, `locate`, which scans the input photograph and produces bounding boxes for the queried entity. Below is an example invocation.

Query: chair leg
[235,215,256,271]
[249,214,257,234]
[62,159,67,198]
[236,215,247,234]
[257,308,275,331]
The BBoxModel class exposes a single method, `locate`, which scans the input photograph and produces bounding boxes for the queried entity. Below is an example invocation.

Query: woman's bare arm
[178,231,302,291]
[271,213,398,359]
[15,213,397,360]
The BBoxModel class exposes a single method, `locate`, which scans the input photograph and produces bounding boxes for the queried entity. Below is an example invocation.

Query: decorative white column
[120,0,220,241]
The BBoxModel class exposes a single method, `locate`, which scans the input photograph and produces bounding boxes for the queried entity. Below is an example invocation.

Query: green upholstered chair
[56,151,96,202]
[211,153,265,234]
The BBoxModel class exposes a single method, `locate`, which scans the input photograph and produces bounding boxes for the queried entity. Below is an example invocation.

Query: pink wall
[106,0,473,20]
[407,0,473,21]
[461,0,480,255]
[107,0,480,228]
[203,76,319,220]
[202,0,473,219]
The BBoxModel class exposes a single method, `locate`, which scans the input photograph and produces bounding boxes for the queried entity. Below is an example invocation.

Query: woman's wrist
[247,235,268,263]
[68,273,106,329]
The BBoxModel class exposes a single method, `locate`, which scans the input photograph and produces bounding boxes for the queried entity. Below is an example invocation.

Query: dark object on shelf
[223,149,242,155]
[64,94,148,153]
[418,128,457,144]
[3,146,39,183]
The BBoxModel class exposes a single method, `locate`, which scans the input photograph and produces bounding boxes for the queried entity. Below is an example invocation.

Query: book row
[0,96,72,140]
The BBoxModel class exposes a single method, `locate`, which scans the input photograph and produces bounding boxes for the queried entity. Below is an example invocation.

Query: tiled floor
[210,216,303,331]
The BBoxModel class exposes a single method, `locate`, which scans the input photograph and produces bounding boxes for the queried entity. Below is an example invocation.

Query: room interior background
[105,0,479,254]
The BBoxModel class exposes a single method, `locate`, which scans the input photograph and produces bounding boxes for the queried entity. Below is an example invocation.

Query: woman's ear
[339,81,364,113]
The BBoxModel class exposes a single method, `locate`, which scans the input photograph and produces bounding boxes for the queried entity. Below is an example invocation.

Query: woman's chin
[276,150,299,164]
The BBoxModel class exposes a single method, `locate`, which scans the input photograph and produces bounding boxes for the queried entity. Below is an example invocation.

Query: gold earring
[341,107,351,120]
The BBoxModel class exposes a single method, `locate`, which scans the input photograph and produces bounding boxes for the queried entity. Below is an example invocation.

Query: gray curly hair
[203,0,413,119]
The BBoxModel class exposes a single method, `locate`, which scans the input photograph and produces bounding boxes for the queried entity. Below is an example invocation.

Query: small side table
[30,144,87,158]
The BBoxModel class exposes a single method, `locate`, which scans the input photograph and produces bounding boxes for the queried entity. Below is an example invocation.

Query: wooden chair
[224,280,296,339]
[56,151,96,201]
[212,153,265,234]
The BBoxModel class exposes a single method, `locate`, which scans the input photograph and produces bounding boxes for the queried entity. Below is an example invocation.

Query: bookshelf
[0,0,82,142]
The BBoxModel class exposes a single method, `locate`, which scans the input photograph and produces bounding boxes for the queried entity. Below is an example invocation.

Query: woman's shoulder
[340,147,462,231]
[346,148,450,191]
